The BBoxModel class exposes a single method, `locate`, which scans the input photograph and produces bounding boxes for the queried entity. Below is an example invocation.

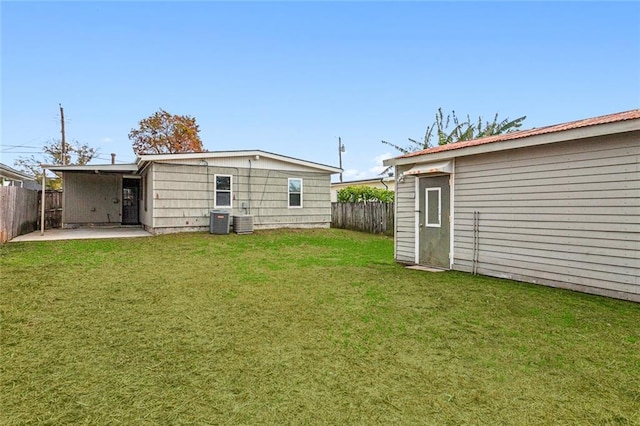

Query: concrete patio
[10,227,153,242]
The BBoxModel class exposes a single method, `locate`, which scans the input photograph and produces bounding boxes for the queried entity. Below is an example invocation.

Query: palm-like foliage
[382,108,527,154]
[476,113,527,138]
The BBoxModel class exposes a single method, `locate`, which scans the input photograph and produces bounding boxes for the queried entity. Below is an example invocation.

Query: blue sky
[2,1,639,181]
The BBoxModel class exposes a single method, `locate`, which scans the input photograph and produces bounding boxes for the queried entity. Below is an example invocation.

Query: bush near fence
[331,202,394,236]
[0,187,39,243]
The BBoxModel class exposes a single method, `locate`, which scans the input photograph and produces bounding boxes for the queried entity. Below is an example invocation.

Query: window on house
[425,187,441,227]
[288,178,302,208]
[215,175,232,208]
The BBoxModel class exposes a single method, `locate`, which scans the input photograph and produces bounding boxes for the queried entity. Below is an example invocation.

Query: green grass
[1,229,639,425]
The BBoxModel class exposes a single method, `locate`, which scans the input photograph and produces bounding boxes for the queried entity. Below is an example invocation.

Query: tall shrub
[337,185,394,203]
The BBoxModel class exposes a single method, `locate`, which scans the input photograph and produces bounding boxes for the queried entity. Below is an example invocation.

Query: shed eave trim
[385,119,640,167]
[402,161,453,177]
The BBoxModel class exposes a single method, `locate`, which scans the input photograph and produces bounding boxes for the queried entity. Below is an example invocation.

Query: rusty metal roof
[399,109,640,159]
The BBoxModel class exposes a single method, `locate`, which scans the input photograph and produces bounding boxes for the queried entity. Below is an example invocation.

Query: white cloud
[368,164,389,176]
[338,151,395,182]
[373,152,393,164]
[342,168,369,180]
[101,137,112,143]
[367,152,394,176]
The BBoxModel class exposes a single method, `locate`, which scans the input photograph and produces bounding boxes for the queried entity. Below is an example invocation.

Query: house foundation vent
[233,215,254,234]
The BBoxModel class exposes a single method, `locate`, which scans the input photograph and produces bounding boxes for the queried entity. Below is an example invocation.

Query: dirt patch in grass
[2,229,639,424]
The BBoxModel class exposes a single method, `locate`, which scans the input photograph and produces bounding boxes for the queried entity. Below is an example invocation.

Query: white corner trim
[414,177,420,264]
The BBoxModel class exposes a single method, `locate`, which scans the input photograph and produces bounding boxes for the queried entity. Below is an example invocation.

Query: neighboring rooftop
[331,176,395,185]
[0,163,37,181]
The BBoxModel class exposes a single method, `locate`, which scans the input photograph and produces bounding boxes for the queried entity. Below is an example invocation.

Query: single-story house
[383,109,640,302]
[330,176,396,202]
[0,163,41,190]
[46,150,341,234]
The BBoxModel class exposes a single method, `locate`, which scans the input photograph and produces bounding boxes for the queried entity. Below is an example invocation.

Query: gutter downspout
[380,177,388,190]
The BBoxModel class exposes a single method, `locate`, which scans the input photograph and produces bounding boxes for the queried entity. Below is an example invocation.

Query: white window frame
[425,187,441,227]
[214,174,232,208]
[288,178,303,208]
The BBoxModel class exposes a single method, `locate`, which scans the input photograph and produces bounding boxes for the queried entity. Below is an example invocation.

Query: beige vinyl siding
[150,163,332,232]
[452,131,640,300]
[62,173,122,226]
[394,166,417,263]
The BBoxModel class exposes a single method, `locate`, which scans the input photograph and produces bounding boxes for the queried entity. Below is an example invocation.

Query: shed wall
[62,173,122,226]
[394,165,417,263]
[150,163,332,233]
[452,132,640,301]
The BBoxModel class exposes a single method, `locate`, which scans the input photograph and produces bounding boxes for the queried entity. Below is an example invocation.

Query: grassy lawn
[1,229,639,425]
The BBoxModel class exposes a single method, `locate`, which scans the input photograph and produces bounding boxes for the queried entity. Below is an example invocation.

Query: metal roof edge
[44,164,139,172]
[385,118,640,167]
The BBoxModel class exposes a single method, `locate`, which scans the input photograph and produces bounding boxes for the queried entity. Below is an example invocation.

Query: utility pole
[338,137,345,183]
[59,104,67,165]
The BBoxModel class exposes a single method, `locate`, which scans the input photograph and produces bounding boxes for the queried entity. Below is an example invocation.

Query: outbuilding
[383,110,640,302]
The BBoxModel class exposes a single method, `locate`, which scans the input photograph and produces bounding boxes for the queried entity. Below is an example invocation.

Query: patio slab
[10,227,153,242]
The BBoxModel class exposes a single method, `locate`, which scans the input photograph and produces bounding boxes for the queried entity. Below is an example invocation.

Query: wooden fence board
[0,188,63,242]
[0,187,39,243]
[331,202,394,236]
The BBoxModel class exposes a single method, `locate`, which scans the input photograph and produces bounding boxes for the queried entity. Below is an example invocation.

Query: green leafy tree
[337,186,395,203]
[382,107,527,154]
[129,108,204,155]
[14,139,98,188]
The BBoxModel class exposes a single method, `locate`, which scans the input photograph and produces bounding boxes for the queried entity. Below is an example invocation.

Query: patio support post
[40,166,46,236]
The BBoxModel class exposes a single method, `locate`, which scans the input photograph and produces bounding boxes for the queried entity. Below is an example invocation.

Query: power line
[0,151,44,154]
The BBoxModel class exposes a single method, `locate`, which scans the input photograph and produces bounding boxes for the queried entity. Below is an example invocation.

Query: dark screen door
[122,181,139,225]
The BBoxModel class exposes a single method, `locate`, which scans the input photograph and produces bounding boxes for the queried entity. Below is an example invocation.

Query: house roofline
[44,164,138,173]
[137,150,342,173]
[40,150,342,175]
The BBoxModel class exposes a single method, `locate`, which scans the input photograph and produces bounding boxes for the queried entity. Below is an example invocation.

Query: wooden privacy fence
[331,202,394,236]
[0,186,39,243]
[0,188,62,243]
